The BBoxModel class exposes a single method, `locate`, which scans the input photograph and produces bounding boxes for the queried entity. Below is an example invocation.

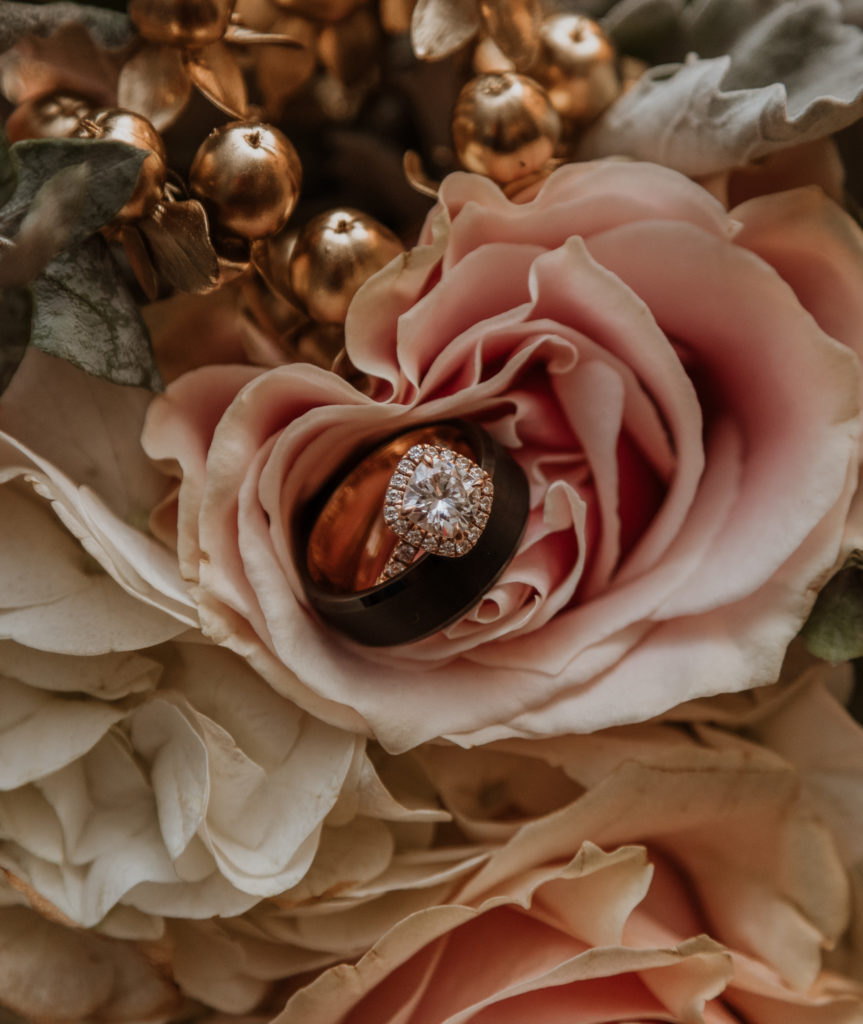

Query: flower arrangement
[1,0,863,1021]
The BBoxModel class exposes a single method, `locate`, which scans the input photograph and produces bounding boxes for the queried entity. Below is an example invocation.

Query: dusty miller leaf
[578,0,863,174]
[800,553,863,662]
[0,1,133,50]
[30,236,161,391]
[0,138,146,244]
[0,164,88,287]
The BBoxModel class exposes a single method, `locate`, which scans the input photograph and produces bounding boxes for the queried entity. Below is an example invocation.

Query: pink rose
[143,161,863,751]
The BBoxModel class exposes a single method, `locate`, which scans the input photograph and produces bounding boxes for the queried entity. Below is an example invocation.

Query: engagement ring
[299,421,529,646]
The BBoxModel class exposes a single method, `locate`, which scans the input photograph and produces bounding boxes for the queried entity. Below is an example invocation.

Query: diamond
[402,451,483,542]
[394,541,417,562]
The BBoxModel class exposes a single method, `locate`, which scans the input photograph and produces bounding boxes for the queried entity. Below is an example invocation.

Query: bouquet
[1,0,863,1020]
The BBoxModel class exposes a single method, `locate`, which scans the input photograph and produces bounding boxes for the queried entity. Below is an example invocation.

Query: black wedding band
[298,421,529,646]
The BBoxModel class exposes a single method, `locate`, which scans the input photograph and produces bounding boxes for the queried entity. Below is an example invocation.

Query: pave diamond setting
[380,443,493,580]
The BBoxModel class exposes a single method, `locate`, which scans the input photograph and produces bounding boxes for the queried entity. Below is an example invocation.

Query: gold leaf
[250,232,298,303]
[187,42,247,117]
[317,7,381,84]
[138,199,220,295]
[478,0,541,71]
[403,150,439,198]
[120,223,160,300]
[411,0,480,60]
[223,23,307,46]
[117,44,192,132]
[256,14,317,115]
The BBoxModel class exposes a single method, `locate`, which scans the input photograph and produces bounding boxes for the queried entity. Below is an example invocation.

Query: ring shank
[300,421,529,647]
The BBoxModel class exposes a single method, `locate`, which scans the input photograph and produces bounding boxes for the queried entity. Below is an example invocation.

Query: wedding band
[299,421,529,646]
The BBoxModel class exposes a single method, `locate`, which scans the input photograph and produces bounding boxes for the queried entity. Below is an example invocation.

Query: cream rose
[0,354,434,930]
[0,636,439,931]
[143,161,863,751]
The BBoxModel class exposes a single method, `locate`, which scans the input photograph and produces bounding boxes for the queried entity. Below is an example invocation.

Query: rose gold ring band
[298,421,529,646]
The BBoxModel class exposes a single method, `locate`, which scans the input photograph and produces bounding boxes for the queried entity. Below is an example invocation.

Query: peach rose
[143,161,863,751]
[273,726,863,1023]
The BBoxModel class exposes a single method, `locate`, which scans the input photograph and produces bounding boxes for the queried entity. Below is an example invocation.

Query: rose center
[402,457,480,539]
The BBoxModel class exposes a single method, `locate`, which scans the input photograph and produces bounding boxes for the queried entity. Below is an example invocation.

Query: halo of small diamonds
[380,443,493,579]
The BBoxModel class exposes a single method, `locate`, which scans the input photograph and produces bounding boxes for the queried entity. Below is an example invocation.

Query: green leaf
[0,138,147,244]
[0,287,32,394]
[800,553,863,662]
[30,235,162,391]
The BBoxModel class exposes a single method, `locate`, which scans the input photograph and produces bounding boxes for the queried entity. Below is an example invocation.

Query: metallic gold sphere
[5,93,92,144]
[288,208,404,324]
[452,72,560,183]
[128,0,235,46]
[532,14,620,122]
[73,108,167,221]
[189,122,302,240]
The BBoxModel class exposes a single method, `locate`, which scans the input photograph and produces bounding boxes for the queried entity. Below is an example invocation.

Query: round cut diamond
[401,454,481,541]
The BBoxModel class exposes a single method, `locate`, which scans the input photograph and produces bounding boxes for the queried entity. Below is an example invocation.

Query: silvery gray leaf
[0,1,133,50]
[578,1,863,176]
[30,236,161,391]
[0,164,88,287]
[0,138,146,244]
[844,0,863,27]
